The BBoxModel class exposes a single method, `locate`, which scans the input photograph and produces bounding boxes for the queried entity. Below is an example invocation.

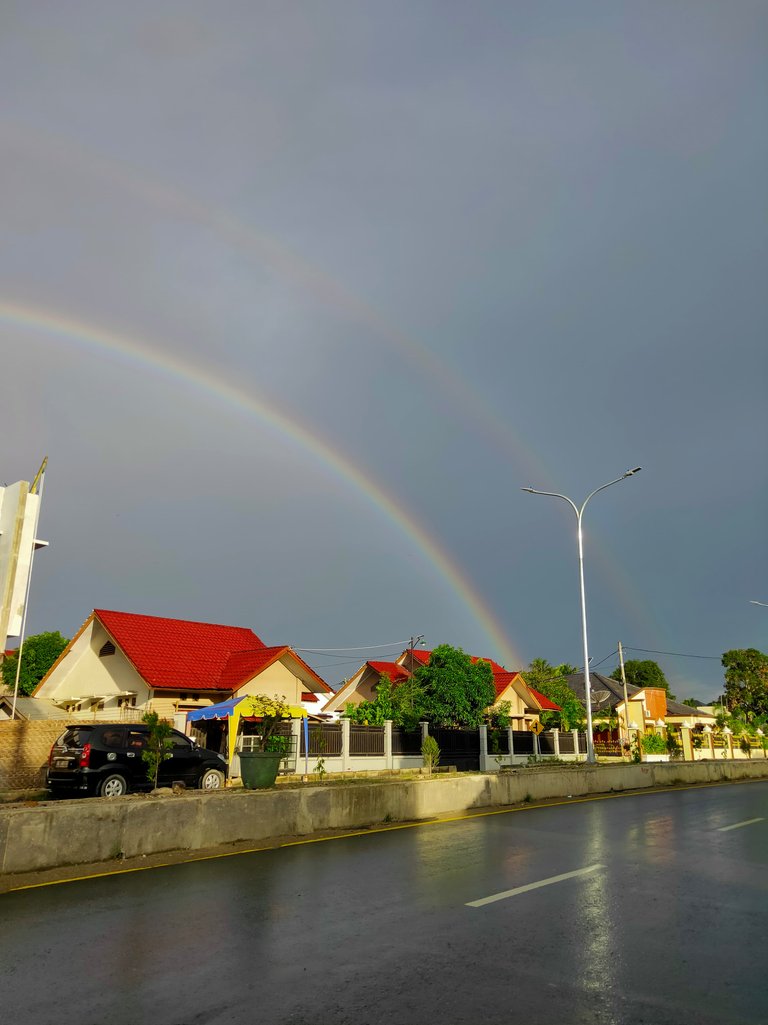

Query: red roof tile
[528,686,561,711]
[94,609,266,691]
[492,670,520,699]
[219,646,289,688]
[368,661,410,683]
[408,649,507,675]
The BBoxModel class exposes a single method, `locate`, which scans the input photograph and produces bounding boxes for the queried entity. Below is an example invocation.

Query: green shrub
[640,731,667,755]
[421,735,440,773]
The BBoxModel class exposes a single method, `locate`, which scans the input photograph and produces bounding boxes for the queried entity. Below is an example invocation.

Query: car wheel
[198,767,225,791]
[100,773,129,797]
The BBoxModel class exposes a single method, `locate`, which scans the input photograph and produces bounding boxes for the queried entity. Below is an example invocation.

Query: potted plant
[237,694,296,789]
[640,731,669,762]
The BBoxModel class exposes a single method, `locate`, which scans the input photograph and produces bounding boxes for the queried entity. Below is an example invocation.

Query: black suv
[46,723,228,797]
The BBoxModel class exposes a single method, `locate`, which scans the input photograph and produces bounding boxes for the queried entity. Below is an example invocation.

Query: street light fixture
[522,467,642,764]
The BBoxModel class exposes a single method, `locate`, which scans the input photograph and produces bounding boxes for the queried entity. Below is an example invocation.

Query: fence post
[573,730,580,758]
[420,721,429,742]
[508,726,515,760]
[553,730,560,757]
[680,725,693,762]
[479,724,490,771]
[341,717,351,772]
[384,720,393,770]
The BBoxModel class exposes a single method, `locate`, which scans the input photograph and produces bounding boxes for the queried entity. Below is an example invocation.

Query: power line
[295,639,411,653]
[590,649,619,670]
[624,646,720,661]
[300,652,405,669]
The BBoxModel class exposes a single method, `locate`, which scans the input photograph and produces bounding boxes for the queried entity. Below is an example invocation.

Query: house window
[117,696,136,709]
[99,641,116,657]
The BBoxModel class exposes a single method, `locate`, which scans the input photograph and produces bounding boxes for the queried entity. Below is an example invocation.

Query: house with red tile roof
[323,660,410,714]
[33,609,331,727]
[324,647,557,728]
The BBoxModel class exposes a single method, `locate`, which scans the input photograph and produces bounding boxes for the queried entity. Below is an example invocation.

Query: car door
[123,727,151,789]
[158,730,200,786]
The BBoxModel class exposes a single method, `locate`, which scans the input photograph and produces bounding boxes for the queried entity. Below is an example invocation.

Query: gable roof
[93,609,267,691]
[219,645,332,693]
[367,661,410,683]
[528,686,561,711]
[492,670,520,700]
[562,672,714,719]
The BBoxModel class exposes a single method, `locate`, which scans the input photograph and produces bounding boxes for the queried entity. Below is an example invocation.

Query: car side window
[101,730,124,749]
[170,731,192,750]
[126,731,147,749]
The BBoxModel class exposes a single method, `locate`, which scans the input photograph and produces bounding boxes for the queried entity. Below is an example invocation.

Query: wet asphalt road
[2,781,767,1025]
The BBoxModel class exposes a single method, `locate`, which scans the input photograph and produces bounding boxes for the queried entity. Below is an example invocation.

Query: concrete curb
[2,759,768,877]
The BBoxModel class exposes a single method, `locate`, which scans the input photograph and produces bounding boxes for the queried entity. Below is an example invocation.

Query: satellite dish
[591,690,610,706]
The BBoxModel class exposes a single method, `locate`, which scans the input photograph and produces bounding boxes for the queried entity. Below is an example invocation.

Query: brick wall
[0,719,71,791]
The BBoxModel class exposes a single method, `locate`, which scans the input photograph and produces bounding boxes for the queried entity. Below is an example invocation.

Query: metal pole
[11,469,46,720]
[521,468,641,767]
[575,510,596,764]
[618,640,630,746]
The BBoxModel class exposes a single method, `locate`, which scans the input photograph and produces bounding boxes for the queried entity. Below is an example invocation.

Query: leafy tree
[389,675,425,731]
[522,659,585,731]
[140,711,174,789]
[1,631,69,696]
[485,700,511,730]
[610,659,675,700]
[412,644,496,728]
[721,649,768,721]
[682,698,702,708]
[344,675,396,726]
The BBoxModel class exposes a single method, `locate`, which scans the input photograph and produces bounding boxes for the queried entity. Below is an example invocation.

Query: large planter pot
[643,753,670,763]
[239,751,283,789]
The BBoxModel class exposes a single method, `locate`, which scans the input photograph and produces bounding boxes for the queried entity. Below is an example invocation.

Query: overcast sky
[2,1,766,699]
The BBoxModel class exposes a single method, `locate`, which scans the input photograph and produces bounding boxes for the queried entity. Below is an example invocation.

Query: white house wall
[235,658,308,704]
[36,618,149,708]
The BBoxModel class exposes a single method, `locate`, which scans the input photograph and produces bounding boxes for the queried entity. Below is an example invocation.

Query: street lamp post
[522,467,642,764]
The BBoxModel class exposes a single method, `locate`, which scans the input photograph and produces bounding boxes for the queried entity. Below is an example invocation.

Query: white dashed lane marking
[466,863,605,908]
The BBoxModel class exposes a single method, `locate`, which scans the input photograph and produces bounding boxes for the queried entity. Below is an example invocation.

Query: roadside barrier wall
[2,758,768,877]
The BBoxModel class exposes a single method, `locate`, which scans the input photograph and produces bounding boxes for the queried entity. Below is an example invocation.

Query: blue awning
[186,698,242,722]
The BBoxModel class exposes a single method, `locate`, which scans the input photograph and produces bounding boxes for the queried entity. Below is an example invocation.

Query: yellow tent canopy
[187,695,307,764]
[228,695,307,763]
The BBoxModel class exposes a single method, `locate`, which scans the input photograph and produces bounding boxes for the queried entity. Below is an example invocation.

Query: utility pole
[408,635,425,671]
[618,641,630,746]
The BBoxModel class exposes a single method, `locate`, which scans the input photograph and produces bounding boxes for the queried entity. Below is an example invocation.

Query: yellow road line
[4,776,766,893]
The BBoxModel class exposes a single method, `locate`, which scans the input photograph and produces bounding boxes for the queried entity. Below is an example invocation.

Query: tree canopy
[413,644,496,728]
[345,674,398,727]
[721,648,768,721]
[1,631,69,696]
[522,658,585,731]
[343,647,497,729]
[610,659,675,700]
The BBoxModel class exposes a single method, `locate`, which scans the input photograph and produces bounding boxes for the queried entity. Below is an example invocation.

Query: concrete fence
[233,720,588,778]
